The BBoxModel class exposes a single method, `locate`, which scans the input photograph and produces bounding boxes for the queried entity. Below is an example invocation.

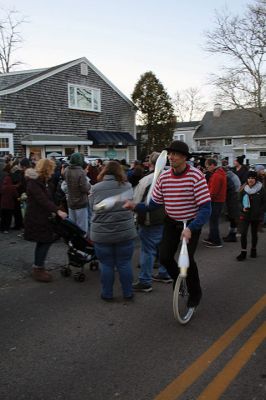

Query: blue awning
[87,130,136,146]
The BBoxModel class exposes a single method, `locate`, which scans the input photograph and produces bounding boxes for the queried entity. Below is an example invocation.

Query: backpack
[137,183,165,226]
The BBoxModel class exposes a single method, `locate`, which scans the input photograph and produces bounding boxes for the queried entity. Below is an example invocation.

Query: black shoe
[152,274,173,283]
[202,238,212,244]
[204,242,223,248]
[250,248,257,258]
[236,251,247,261]
[132,281,152,292]
[187,291,202,308]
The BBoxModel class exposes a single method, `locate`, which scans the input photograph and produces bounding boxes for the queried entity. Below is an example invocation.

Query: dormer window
[224,138,233,146]
[68,83,101,112]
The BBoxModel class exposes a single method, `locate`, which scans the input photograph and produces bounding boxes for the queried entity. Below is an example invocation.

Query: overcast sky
[1,0,249,108]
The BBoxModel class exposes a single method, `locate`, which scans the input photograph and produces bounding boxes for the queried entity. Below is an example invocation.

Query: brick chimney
[213,103,222,117]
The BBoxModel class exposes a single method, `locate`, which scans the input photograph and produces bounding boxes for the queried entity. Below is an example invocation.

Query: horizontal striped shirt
[152,164,211,221]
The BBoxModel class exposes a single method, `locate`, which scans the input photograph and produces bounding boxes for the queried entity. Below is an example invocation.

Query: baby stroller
[50,215,98,282]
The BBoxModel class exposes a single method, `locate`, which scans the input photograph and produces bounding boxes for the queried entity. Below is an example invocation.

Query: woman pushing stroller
[24,159,67,282]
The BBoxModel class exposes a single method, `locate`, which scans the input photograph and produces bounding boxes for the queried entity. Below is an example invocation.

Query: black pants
[240,219,259,250]
[0,209,13,231]
[34,242,53,267]
[13,200,23,229]
[159,217,201,296]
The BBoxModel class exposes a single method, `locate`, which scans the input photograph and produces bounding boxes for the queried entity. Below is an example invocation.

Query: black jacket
[239,183,266,221]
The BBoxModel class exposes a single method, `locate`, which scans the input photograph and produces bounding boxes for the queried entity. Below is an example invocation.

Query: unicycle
[173,221,195,325]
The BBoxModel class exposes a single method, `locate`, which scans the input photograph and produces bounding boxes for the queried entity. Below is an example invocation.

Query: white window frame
[224,138,233,146]
[175,133,185,142]
[68,83,101,112]
[0,133,14,155]
[198,139,207,147]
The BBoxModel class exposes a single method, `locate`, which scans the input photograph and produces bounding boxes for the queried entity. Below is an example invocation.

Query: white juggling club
[93,189,133,211]
[146,150,168,205]
[178,221,190,277]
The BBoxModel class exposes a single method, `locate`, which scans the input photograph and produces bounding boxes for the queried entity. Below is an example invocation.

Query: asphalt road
[0,222,265,400]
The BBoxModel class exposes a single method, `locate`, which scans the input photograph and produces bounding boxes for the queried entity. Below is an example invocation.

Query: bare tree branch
[204,0,266,119]
[172,87,207,122]
[0,8,28,73]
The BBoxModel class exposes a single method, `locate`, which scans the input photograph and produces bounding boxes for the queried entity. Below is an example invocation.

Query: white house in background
[173,121,201,151]
[194,104,266,166]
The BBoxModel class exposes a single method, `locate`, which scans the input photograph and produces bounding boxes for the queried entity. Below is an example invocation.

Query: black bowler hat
[165,140,191,159]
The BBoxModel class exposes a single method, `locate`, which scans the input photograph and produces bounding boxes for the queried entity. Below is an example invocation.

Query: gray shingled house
[0,57,137,161]
[173,121,200,151]
[194,104,266,166]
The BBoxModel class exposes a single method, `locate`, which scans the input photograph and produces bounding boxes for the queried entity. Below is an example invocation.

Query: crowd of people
[0,144,265,305]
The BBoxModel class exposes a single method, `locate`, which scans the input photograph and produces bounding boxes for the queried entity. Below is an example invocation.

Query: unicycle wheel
[173,275,195,325]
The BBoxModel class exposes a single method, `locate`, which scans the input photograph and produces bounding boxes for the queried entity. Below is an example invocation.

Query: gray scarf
[244,181,262,194]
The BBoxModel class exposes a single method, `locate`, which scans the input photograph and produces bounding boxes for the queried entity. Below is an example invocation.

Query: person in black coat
[233,155,249,185]
[24,159,67,282]
[236,171,266,261]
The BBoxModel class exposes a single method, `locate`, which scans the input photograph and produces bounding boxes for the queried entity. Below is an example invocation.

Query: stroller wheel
[90,261,99,271]
[74,272,86,282]
[61,267,72,277]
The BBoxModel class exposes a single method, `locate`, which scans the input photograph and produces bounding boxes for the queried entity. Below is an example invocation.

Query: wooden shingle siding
[0,61,136,159]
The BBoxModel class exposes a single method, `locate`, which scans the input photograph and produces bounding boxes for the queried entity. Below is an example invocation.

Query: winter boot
[236,250,247,261]
[32,267,53,282]
[250,248,257,258]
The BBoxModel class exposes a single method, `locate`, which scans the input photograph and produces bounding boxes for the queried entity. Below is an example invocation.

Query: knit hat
[69,152,84,167]
[255,164,265,172]
[247,170,258,180]
[236,155,245,165]
[165,140,191,158]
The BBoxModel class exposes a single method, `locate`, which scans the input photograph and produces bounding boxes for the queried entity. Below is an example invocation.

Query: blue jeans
[68,207,88,235]
[208,202,224,245]
[139,225,170,285]
[94,240,135,298]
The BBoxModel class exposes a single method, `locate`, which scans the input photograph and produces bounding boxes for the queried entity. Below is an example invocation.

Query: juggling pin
[146,150,168,205]
[93,189,133,211]
[178,221,190,277]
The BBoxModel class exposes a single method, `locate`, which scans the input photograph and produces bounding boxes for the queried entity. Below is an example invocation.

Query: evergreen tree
[132,71,175,156]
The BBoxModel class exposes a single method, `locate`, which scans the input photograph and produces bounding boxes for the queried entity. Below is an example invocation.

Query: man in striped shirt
[125,140,211,307]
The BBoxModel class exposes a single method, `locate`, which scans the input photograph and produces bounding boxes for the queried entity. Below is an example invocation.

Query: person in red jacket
[203,158,227,248]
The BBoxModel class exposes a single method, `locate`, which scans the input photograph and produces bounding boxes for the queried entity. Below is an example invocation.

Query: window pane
[77,88,92,110]
[93,90,100,111]
[0,138,9,148]
[65,147,75,156]
[69,86,75,107]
